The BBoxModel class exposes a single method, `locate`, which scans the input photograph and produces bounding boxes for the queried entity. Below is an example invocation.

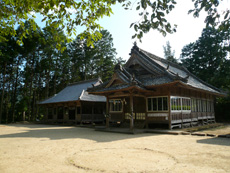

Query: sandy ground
[0,124,229,173]
[201,125,230,136]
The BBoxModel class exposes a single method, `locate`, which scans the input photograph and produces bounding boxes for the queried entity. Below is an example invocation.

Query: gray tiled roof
[88,45,225,96]
[139,76,173,86]
[79,90,106,102]
[139,48,223,95]
[39,79,106,104]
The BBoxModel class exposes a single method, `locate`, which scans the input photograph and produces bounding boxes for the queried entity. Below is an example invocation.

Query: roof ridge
[68,78,99,86]
[139,48,184,70]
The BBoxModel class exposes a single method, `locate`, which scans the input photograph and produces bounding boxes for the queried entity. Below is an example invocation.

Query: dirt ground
[0,124,229,173]
[200,125,230,136]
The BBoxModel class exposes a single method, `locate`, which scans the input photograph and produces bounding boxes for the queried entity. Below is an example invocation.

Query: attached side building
[88,44,226,129]
[39,78,106,124]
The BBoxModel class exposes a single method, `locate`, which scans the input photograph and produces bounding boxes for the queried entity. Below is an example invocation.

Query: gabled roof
[137,47,224,95]
[39,78,106,104]
[88,44,225,96]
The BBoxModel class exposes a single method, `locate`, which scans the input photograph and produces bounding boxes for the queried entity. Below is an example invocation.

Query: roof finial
[129,41,139,55]
[114,63,123,71]
[134,41,137,47]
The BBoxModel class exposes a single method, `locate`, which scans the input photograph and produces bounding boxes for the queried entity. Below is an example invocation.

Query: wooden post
[75,105,78,124]
[145,96,148,129]
[92,103,94,124]
[130,94,134,131]
[63,106,65,124]
[106,96,109,128]
[54,106,57,122]
[80,101,82,125]
[168,94,172,130]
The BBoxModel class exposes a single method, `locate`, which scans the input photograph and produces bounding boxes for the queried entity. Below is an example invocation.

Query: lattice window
[109,99,122,112]
[147,97,168,112]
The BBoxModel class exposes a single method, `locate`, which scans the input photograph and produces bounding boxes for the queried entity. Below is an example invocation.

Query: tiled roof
[139,48,223,94]
[139,76,173,86]
[39,79,106,104]
[88,45,225,96]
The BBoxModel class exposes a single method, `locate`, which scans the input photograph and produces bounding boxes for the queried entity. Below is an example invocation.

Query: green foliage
[68,29,117,81]
[0,21,121,123]
[1,0,229,48]
[181,26,230,122]
[0,0,115,47]
[189,0,230,31]
[129,0,177,40]
[181,27,230,90]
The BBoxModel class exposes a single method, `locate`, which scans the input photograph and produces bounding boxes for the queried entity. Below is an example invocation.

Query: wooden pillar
[168,94,172,130]
[75,104,78,124]
[44,107,48,121]
[106,96,109,128]
[130,94,134,131]
[80,101,83,124]
[145,96,148,129]
[92,103,94,124]
[63,106,65,123]
[53,106,57,122]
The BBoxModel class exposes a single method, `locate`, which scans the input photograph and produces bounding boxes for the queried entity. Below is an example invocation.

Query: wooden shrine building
[39,78,106,124]
[88,44,225,129]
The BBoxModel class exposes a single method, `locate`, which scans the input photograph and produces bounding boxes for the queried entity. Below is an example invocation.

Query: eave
[146,80,226,97]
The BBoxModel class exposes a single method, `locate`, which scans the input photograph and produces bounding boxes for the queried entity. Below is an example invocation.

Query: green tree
[163,41,177,63]
[1,0,229,47]
[91,30,117,80]
[180,27,230,122]
[0,33,21,123]
[68,30,118,81]
[180,27,230,88]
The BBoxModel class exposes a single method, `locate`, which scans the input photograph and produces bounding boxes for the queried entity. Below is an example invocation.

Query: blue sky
[34,1,229,61]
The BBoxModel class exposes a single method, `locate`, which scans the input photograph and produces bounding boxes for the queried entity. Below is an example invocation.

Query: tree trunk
[12,59,19,123]
[0,62,7,124]
[54,72,56,95]
[45,69,50,98]
[28,55,35,121]
[5,82,11,123]
[31,89,36,121]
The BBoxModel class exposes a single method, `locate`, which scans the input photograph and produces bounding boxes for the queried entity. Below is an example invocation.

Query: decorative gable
[106,73,126,88]
[126,51,163,77]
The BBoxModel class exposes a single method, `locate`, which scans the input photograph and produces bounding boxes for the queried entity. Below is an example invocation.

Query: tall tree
[180,27,230,122]
[0,21,123,124]
[68,30,118,81]
[0,33,20,123]
[163,41,177,63]
[180,27,230,89]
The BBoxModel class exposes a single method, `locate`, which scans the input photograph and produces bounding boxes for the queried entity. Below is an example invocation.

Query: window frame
[109,99,123,112]
[170,96,191,113]
[147,96,168,112]
[191,98,197,112]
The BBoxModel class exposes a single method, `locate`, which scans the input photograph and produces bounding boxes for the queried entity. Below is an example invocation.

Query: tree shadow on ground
[0,124,157,143]
[197,137,230,146]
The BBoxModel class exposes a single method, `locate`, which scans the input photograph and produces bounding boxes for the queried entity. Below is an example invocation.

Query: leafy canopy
[180,27,230,89]
[1,0,229,47]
